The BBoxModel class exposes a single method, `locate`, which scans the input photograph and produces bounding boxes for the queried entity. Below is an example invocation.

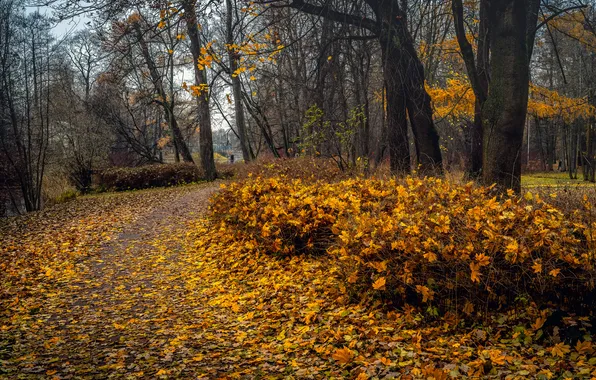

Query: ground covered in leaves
[1,178,595,379]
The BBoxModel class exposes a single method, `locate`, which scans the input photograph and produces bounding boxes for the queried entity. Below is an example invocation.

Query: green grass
[522,171,593,187]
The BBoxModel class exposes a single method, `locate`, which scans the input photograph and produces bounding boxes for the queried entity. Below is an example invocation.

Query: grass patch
[522,171,589,187]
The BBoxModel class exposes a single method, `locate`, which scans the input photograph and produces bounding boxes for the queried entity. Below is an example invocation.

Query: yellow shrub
[208,176,596,315]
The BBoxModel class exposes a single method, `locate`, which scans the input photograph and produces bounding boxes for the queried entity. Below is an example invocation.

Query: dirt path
[6,184,222,378]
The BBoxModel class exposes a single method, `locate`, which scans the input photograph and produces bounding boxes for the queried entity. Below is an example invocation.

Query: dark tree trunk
[388,7,443,174]
[396,34,442,174]
[380,42,410,174]
[182,1,217,180]
[379,13,442,174]
[481,0,534,193]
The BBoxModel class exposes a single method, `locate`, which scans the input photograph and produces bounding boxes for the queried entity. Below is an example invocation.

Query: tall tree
[272,0,443,174]
[129,13,194,163]
[225,0,253,162]
[180,0,217,180]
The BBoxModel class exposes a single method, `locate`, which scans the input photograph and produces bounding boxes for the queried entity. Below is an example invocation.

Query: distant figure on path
[230,154,235,164]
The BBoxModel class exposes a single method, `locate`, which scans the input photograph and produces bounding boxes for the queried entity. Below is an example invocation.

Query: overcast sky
[25,4,89,38]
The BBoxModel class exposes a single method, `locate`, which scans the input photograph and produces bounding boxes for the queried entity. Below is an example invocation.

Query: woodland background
[1,0,596,216]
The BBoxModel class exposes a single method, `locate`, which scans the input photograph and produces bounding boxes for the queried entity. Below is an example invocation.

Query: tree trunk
[289,0,443,175]
[379,13,443,175]
[132,21,194,164]
[226,0,252,162]
[181,1,217,180]
[380,42,410,174]
[453,0,488,179]
[391,15,443,174]
[481,0,531,193]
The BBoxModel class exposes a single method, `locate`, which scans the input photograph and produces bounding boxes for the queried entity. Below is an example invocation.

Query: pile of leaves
[187,179,596,378]
[96,163,203,191]
[210,176,596,315]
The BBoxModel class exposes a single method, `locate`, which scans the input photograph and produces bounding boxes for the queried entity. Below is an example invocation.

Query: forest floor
[1,181,595,379]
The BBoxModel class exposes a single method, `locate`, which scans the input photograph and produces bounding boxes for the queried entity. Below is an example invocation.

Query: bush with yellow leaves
[209,176,596,315]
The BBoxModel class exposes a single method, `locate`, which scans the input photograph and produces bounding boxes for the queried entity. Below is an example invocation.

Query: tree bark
[380,41,410,174]
[181,1,217,180]
[481,0,532,193]
[226,0,252,162]
[382,2,443,174]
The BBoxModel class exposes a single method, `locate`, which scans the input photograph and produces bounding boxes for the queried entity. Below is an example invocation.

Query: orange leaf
[332,347,354,364]
[462,301,474,315]
[575,340,593,354]
[415,285,434,303]
[380,357,392,366]
[475,253,490,267]
[550,342,570,358]
[470,262,481,283]
[532,260,542,274]
[549,268,561,277]
[489,349,506,365]
[532,316,546,330]
[372,277,386,290]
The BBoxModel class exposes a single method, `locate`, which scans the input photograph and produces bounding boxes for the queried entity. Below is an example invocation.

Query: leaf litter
[0,181,594,379]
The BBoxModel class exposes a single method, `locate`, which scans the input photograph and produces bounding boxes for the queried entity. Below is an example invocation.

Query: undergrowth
[208,176,596,317]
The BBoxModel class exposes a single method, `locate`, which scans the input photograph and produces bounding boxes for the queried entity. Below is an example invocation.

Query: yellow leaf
[532,260,542,274]
[332,346,354,364]
[550,342,570,358]
[327,55,332,61]
[524,191,534,201]
[250,75,256,81]
[423,252,437,262]
[156,369,168,376]
[415,285,434,303]
[231,303,240,313]
[575,340,593,354]
[489,349,506,365]
[549,268,561,277]
[470,262,481,283]
[372,277,386,290]
[113,322,126,330]
[475,253,490,267]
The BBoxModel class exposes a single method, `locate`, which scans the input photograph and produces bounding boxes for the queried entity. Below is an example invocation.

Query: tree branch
[452,0,486,104]
[535,4,588,32]
[264,0,381,34]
